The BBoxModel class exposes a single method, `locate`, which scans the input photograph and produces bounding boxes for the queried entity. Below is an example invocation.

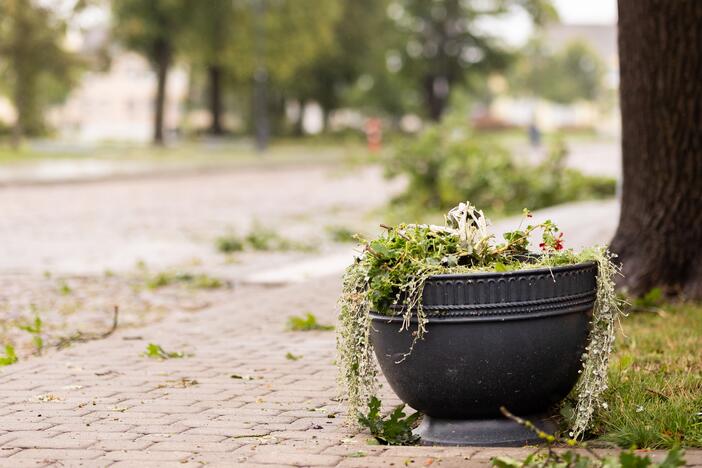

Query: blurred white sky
[479,0,617,46]
[67,0,618,50]
[555,0,617,23]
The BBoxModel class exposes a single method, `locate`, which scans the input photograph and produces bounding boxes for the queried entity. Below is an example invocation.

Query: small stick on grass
[645,387,669,400]
[499,406,602,461]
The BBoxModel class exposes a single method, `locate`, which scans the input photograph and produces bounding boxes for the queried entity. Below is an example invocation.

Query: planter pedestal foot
[415,415,557,447]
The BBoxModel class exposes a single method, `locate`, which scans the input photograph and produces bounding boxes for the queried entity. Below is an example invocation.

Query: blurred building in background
[48,51,188,143]
[489,23,618,135]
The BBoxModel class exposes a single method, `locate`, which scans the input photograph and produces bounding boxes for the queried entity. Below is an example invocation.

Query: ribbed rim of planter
[375,260,597,321]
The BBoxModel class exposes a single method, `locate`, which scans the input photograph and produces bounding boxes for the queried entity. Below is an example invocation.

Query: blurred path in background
[0,163,398,275]
[0,145,619,357]
[519,140,621,177]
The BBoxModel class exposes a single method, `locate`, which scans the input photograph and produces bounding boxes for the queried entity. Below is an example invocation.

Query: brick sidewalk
[0,276,699,467]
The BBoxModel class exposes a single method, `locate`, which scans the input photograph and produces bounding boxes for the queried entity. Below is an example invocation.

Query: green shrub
[384,121,616,216]
[216,235,245,253]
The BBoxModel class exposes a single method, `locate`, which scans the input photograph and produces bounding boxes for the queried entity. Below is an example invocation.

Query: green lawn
[592,303,702,448]
[0,138,370,167]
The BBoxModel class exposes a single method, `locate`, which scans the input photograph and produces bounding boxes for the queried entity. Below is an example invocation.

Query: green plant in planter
[337,201,624,440]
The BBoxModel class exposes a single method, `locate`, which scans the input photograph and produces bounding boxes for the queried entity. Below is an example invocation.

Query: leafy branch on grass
[0,344,18,366]
[492,407,686,468]
[358,396,421,446]
[287,313,334,331]
[143,343,187,360]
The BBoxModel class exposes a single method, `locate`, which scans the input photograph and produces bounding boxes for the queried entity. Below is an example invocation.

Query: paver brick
[149,441,242,453]
[136,433,227,444]
[3,437,94,450]
[101,449,193,461]
[109,462,202,468]
[9,448,104,460]
[0,276,698,467]
[91,439,154,451]
[249,451,341,466]
[0,448,19,459]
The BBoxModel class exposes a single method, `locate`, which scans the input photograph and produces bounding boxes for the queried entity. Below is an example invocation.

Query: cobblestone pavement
[0,275,700,467]
[0,162,397,358]
[0,163,399,275]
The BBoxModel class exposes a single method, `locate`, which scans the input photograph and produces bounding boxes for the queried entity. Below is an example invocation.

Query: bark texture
[207,64,224,135]
[423,75,450,122]
[153,39,171,146]
[612,0,702,297]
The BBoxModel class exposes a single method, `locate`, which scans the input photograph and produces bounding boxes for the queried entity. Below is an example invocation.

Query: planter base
[415,415,557,447]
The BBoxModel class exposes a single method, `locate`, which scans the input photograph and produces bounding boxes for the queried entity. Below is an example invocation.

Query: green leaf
[0,344,18,366]
[634,287,664,308]
[658,447,685,468]
[358,397,420,445]
[286,313,334,331]
[143,343,186,360]
[491,456,522,468]
[619,450,652,468]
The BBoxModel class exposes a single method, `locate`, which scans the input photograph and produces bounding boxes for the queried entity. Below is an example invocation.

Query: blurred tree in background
[0,0,81,146]
[0,0,617,149]
[226,0,342,142]
[180,0,239,136]
[509,39,606,104]
[386,0,558,121]
[283,0,391,133]
[112,0,187,145]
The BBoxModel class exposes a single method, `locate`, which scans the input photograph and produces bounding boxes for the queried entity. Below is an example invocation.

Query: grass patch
[287,313,334,331]
[591,304,702,448]
[216,224,316,254]
[215,235,245,253]
[146,272,224,290]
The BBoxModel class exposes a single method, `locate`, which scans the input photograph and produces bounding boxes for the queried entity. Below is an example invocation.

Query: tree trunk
[252,69,269,152]
[293,100,306,137]
[611,0,702,298]
[207,64,224,135]
[153,40,171,146]
[423,75,449,122]
[10,79,23,150]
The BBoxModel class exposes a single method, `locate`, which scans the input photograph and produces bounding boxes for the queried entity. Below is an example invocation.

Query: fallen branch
[55,305,120,350]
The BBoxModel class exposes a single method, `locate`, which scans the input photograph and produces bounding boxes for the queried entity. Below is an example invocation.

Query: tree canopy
[0,0,81,144]
[509,39,606,104]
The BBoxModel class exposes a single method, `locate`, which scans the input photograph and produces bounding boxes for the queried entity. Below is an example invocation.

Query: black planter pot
[370,261,597,446]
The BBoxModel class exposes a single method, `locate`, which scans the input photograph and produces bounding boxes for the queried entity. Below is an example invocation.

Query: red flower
[554,232,564,251]
[539,232,564,251]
